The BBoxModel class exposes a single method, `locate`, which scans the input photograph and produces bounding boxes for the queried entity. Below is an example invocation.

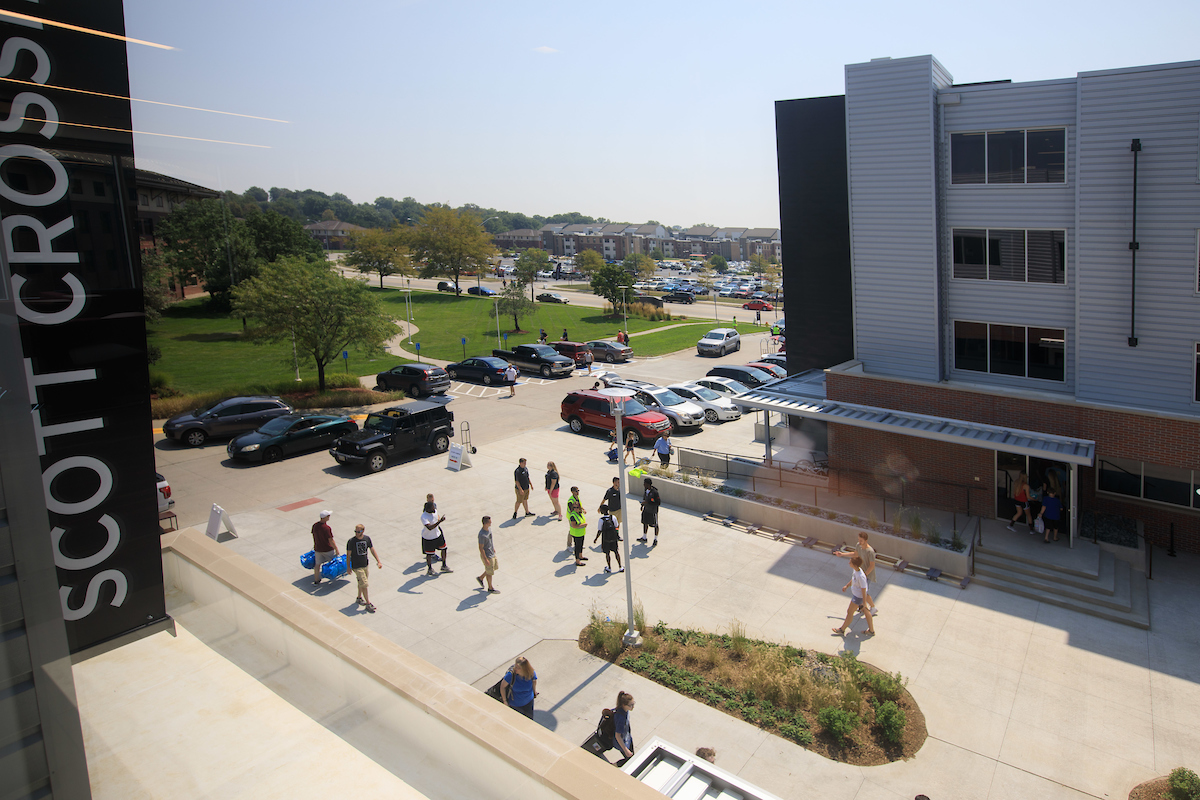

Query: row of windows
[952,228,1065,284]
[951,128,1066,185]
[1098,458,1200,510]
[954,321,1065,382]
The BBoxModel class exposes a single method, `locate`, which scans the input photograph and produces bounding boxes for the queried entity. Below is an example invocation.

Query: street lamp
[477,216,500,289]
[599,387,640,646]
[621,286,629,342]
[404,279,414,348]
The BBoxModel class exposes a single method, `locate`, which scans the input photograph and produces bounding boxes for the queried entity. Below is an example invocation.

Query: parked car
[536,292,570,304]
[629,386,705,431]
[156,472,173,514]
[552,341,593,366]
[560,390,671,445]
[718,287,739,298]
[706,364,774,388]
[227,413,358,464]
[493,343,575,377]
[537,270,555,279]
[586,340,633,363]
[662,291,696,304]
[330,401,454,472]
[629,294,665,309]
[742,300,773,311]
[750,291,771,301]
[745,362,787,379]
[758,352,788,370]
[697,328,741,357]
[437,281,459,293]
[445,356,512,385]
[163,396,294,447]
[693,376,753,410]
[375,363,451,397]
[667,383,742,422]
[467,285,496,296]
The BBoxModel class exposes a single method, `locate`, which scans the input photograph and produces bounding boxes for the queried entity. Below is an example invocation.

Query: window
[1098,458,1200,509]
[1195,344,1200,403]
[155,196,164,208]
[953,321,1065,381]
[139,193,148,205]
[93,180,106,196]
[951,129,1066,184]
[952,228,1065,283]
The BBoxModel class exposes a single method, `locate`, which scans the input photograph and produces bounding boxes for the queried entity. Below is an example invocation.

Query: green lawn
[627,323,769,357]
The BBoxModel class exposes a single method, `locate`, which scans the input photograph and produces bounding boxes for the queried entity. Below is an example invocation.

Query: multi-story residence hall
[768,54,1200,553]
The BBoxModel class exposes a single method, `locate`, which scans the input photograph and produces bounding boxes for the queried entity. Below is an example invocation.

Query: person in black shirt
[593,504,623,574]
[346,524,382,612]
[600,477,623,525]
[512,458,533,519]
[638,477,660,547]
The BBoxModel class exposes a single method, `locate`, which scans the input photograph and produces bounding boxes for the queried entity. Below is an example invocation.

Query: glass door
[995,452,1072,541]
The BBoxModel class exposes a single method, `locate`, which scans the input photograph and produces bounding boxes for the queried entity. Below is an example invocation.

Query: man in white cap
[311,510,338,585]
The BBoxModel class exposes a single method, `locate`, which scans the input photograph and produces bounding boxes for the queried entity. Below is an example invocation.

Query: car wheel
[409,384,422,397]
[482,374,493,385]
[704,409,719,423]
[183,429,208,447]
[540,365,552,378]
[367,452,387,473]
[606,352,616,363]
[263,446,283,464]
[568,416,584,434]
[431,434,450,453]
[374,384,385,392]
[447,368,458,380]
[735,341,741,352]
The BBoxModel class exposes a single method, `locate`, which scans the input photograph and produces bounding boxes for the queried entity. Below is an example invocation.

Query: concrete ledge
[162,527,663,800]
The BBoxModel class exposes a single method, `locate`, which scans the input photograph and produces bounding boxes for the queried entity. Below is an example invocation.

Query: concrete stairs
[972,543,1150,629]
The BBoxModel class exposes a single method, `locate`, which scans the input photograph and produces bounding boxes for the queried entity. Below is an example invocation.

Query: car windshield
[654,390,685,406]
[481,358,505,368]
[741,368,772,382]
[529,345,557,357]
[258,417,296,435]
[702,333,724,341]
[364,415,396,432]
[717,380,749,393]
[691,386,721,401]
[194,399,227,416]
[622,399,650,416]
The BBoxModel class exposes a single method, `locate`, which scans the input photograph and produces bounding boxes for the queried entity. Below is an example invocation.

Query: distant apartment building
[303,220,368,250]
[763,54,1200,552]
[526,221,779,262]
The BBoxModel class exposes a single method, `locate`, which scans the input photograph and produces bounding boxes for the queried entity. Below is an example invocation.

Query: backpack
[600,515,618,541]
[581,708,615,757]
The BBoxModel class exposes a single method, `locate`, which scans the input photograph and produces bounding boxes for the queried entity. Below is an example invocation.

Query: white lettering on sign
[24,359,101,454]
[11,272,85,324]
[60,570,127,621]
[42,455,113,515]
[0,143,68,205]
[4,215,77,262]
[0,37,51,83]
[51,515,120,570]
[0,92,58,137]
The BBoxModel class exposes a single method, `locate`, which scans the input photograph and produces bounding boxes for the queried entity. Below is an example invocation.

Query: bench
[158,510,178,532]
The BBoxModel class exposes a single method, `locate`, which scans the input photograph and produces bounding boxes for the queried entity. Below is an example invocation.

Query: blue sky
[124,0,1200,228]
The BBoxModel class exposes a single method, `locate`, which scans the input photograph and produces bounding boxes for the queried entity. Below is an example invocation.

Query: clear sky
[124,0,1199,229]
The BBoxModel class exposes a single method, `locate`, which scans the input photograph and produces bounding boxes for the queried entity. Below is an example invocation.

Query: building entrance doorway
[996,451,1072,541]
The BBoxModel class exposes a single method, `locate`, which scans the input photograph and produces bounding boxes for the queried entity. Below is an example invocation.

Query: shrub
[868,511,879,530]
[780,723,814,745]
[850,515,860,526]
[149,373,368,419]
[926,521,941,546]
[1170,767,1200,800]
[865,670,907,702]
[817,706,860,746]
[729,619,749,659]
[891,510,903,535]
[910,514,922,539]
[148,369,177,396]
[875,701,907,744]
[633,599,646,635]
[951,528,965,552]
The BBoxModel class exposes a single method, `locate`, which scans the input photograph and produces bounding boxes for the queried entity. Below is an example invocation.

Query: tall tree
[344,227,411,288]
[575,249,604,277]
[244,208,324,263]
[157,198,257,311]
[590,263,633,314]
[708,254,728,274]
[231,258,397,391]
[408,206,496,291]
[490,281,537,332]
[748,254,768,275]
[622,253,657,282]
[762,263,782,301]
[514,247,550,300]
[696,261,720,322]
[649,247,664,260]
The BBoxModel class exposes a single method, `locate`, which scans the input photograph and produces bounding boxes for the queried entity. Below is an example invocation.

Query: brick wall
[825,372,1200,552]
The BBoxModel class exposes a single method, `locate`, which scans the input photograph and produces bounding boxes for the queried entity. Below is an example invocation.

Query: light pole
[404,279,413,348]
[621,286,629,342]
[291,329,301,381]
[599,387,640,646]
[494,296,502,348]
[477,216,500,289]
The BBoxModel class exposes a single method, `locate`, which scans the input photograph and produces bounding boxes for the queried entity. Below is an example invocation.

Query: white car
[693,376,753,411]
[667,383,742,422]
[537,270,554,279]
[630,386,705,430]
[156,471,174,514]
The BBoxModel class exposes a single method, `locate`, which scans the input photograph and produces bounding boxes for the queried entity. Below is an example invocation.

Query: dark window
[155,196,164,208]
[1098,457,1142,498]
[950,132,985,184]
[1027,328,1065,381]
[953,229,987,279]
[989,325,1025,376]
[954,322,988,372]
[1026,129,1066,183]
[1027,230,1065,283]
[140,193,148,205]
[93,180,106,197]
[581,398,607,414]
[1196,344,1200,403]
[72,178,83,194]
[987,130,1025,183]
[1144,463,1192,507]
[988,229,1026,281]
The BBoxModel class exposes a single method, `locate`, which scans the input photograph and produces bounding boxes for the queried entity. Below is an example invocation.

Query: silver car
[693,376,753,412]
[667,383,742,423]
[631,386,706,430]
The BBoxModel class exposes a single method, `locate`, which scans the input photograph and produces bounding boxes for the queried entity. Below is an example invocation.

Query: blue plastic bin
[321,553,349,580]
[300,550,315,569]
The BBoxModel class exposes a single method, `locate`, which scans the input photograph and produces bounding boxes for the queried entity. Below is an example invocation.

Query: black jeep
[329,401,454,472]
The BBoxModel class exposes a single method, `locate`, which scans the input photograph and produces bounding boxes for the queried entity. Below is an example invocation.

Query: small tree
[649,247,664,260]
[515,247,551,300]
[231,258,397,390]
[491,281,536,332]
[622,253,656,283]
[762,263,782,302]
[708,254,728,273]
[408,206,496,292]
[575,249,604,277]
[749,254,768,276]
[344,227,411,288]
[590,263,633,313]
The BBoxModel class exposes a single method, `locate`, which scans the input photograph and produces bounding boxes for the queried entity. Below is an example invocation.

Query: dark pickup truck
[329,401,454,472]
[492,344,575,378]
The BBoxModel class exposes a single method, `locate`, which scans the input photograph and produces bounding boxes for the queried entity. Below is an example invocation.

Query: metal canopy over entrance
[736,389,1096,466]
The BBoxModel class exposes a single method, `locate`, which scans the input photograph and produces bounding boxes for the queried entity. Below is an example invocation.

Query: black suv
[163,396,293,447]
[330,401,454,472]
[662,291,695,304]
[375,363,451,397]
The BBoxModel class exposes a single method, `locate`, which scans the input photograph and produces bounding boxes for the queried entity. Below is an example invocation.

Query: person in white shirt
[420,499,452,577]
[832,556,875,637]
[505,364,518,397]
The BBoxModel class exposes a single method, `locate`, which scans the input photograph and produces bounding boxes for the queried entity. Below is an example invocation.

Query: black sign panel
[1,1,166,652]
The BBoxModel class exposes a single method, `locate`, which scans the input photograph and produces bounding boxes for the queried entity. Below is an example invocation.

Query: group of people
[310,510,383,613]
[832,531,879,637]
[1006,471,1065,543]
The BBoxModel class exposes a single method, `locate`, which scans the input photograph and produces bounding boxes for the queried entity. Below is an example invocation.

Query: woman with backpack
[499,656,538,719]
[613,691,636,766]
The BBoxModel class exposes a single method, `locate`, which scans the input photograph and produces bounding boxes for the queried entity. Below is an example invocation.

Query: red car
[742,300,774,311]
[560,390,671,445]
[745,362,786,379]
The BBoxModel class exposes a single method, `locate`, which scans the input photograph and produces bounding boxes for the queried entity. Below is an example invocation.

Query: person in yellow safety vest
[568,490,588,567]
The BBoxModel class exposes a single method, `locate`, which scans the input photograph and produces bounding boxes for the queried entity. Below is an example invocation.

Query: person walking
[561,328,569,341]
[584,348,594,373]
[476,515,499,593]
[1007,472,1033,532]
[654,430,672,467]
[637,477,660,546]
[310,509,339,586]
[346,524,382,613]
[832,555,875,637]
[567,490,588,566]
[601,476,623,526]
[513,458,533,519]
[538,328,547,344]
[420,500,452,576]
[612,691,636,767]
[505,363,518,397]
[835,531,879,615]
[623,430,637,465]
[1038,487,1064,543]
[594,504,623,573]
[499,656,538,719]
[545,461,563,521]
